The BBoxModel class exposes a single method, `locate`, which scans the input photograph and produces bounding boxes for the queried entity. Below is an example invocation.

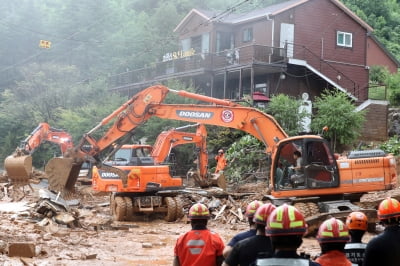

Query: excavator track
[124,197,133,221]
[307,202,320,216]
[174,197,184,220]
[164,197,177,222]
[113,196,127,222]
[294,202,310,217]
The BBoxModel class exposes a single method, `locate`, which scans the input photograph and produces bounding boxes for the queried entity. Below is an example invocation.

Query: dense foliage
[311,90,366,152]
[265,94,308,136]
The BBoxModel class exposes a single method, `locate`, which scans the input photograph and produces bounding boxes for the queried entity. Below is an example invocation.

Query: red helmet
[188,203,210,220]
[317,217,349,244]
[378,197,400,220]
[346,211,368,231]
[253,203,276,225]
[266,204,307,236]
[245,200,263,218]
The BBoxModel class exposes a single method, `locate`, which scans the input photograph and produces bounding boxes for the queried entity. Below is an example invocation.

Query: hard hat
[245,200,262,218]
[218,149,224,153]
[266,204,307,236]
[377,197,400,220]
[253,203,276,225]
[188,203,210,220]
[346,211,368,231]
[317,217,350,244]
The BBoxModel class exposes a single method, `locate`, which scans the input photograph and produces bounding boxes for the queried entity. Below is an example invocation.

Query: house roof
[174,0,373,33]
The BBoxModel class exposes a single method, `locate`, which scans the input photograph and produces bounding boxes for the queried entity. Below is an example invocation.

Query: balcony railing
[108,44,287,89]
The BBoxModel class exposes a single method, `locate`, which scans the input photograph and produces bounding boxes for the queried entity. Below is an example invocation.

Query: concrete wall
[356,100,389,141]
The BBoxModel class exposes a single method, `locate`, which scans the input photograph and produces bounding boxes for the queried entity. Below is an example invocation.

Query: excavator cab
[105,145,155,166]
[272,137,340,191]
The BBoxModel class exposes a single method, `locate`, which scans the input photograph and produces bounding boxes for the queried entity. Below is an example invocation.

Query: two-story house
[109,0,399,139]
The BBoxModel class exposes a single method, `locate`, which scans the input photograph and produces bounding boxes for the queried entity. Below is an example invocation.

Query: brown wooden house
[108,0,399,139]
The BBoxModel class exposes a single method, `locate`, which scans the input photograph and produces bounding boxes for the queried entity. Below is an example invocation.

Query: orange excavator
[45,85,397,225]
[90,123,223,221]
[151,123,225,188]
[4,122,73,185]
[100,123,220,189]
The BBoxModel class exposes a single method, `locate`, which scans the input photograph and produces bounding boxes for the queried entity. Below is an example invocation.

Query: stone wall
[356,100,389,141]
[388,108,400,137]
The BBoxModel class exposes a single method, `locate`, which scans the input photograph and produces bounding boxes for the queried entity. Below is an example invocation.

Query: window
[216,31,234,53]
[337,31,352,47]
[243,28,253,42]
[191,35,202,54]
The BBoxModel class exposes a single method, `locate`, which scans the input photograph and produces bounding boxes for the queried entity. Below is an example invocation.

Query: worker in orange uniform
[344,211,368,266]
[315,217,353,266]
[173,202,225,266]
[257,204,321,265]
[223,200,262,258]
[363,197,400,266]
[215,149,227,173]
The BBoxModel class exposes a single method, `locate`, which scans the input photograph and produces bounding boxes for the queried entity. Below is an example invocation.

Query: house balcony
[108,44,288,93]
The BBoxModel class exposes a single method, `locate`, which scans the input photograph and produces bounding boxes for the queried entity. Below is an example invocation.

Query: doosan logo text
[177,110,213,119]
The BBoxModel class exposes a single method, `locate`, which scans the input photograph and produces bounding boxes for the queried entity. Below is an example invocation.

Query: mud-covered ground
[0,181,379,266]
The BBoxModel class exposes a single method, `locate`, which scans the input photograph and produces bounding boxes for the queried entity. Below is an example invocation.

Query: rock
[0,240,7,253]
[54,212,75,225]
[42,233,52,241]
[8,242,36,258]
[84,253,97,260]
[142,243,153,248]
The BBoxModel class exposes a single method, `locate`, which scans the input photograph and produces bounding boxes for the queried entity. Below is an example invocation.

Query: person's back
[223,200,261,258]
[344,212,368,266]
[175,229,225,265]
[223,203,275,266]
[256,204,321,266]
[364,197,400,266]
[315,218,353,266]
[364,225,400,266]
[174,203,225,266]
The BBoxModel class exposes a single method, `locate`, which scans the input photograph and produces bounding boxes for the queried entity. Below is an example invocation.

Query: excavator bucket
[210,172,227,191]
[4,155,32,184]
[45,157,82,195]
[187,170,227,190]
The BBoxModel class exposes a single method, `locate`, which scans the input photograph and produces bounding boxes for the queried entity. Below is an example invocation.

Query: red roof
[252,92,270,101]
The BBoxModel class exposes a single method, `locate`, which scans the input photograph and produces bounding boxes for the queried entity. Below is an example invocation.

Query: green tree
[311,90,366,152]
[265,94,308,136]
[224,135,266,183]
[387,72,400,105]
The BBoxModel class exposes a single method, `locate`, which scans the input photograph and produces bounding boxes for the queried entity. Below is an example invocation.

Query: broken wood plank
[214,204,226,220]
[229,209,241,219]
[237,207,243,221]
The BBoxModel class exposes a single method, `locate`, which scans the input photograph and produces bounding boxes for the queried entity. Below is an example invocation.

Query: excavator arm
[46,85,288,195]
[4,122,74,183]
[151,123,207,164]
[151,123,210,186]
[19,122,73,154]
